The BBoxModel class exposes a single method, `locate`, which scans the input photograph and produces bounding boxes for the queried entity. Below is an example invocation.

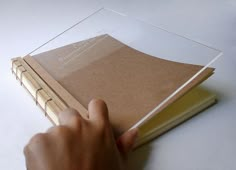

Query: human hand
[24,99,138,170]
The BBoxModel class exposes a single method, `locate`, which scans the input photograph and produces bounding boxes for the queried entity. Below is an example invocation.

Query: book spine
[11,57,67,125]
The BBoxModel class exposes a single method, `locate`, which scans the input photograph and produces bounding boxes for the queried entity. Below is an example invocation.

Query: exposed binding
[35,87,43,105]
[45,98,53,117]
[12,58,54,117]
[15,65,23,80]
[11,59,18,74]
[11,57,66,125]
[20,70,27,85]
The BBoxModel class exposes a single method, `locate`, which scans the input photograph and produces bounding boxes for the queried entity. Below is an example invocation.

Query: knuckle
[26,133,47,152]
[96,117,109,131]
[66,108,79,114]
[49,126,72,137]
[52,126,64,134]
[29,133,46,144]
[95,123,110,137]
[71,116,82,130]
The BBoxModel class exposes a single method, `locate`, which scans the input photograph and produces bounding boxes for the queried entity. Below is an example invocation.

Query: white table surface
[0,1,235,170]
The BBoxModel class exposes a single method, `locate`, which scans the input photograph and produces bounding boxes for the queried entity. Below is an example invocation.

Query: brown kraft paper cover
[24,35,214,135]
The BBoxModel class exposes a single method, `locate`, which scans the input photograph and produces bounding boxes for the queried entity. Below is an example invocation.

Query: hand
[24,99,138,170]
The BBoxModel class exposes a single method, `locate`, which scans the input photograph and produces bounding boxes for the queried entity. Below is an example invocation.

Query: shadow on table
[127,143,153,170]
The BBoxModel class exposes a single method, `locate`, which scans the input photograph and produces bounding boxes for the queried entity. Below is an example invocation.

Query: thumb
[116,128,138,155]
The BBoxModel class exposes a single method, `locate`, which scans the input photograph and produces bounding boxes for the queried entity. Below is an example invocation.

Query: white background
[0,0,235,170]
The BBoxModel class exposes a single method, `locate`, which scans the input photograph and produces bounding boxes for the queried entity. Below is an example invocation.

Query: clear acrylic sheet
[26,8,223,130]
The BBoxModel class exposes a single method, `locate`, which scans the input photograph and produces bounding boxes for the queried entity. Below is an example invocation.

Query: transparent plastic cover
[27,8,222,132]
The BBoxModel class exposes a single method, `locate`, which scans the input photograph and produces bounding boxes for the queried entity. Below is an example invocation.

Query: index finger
[88,99,109,128]
[58,108,83,131]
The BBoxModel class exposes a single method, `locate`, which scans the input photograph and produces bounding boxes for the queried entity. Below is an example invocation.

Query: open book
[12,34,216,147]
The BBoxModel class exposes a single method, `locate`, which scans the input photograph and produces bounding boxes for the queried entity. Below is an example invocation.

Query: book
[11,34,216,147]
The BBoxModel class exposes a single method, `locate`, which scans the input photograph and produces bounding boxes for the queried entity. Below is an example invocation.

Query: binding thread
[45,98,53,117]
[20,70,27,86]
[11,60,18,74]
[15,65,23,80]
[35,87,43,105]
[12,59,56,120]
